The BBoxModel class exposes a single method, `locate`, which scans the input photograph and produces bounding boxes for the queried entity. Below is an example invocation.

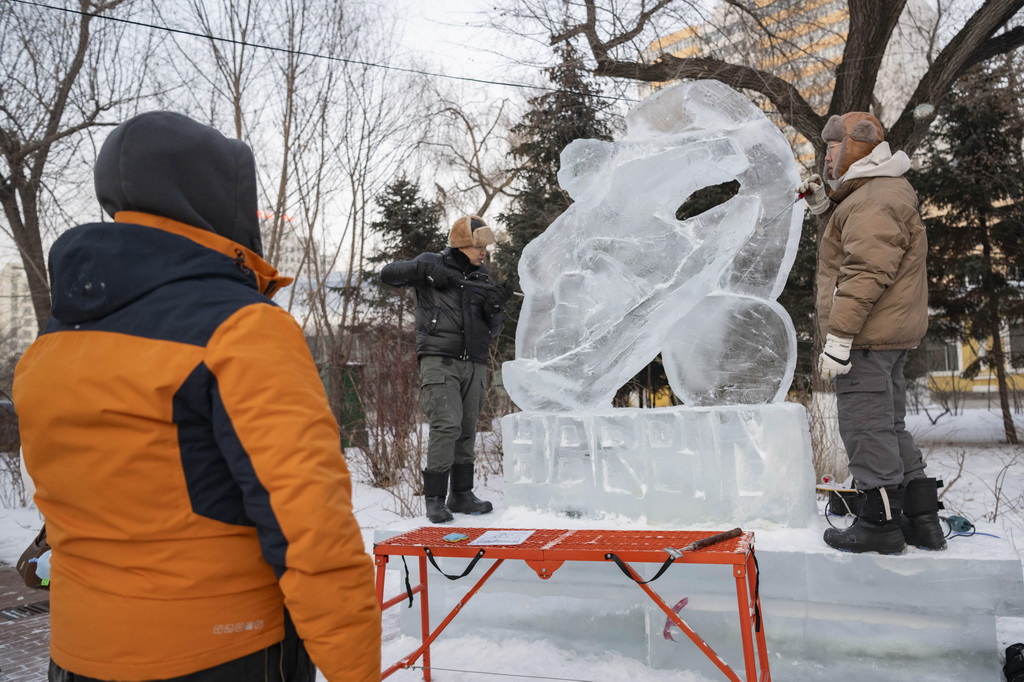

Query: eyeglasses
[826,142,842,155]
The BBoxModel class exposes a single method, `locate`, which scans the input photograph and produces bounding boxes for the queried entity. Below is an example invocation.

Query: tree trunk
[980,217,1019,444]
[989,311,1019,444]
[552,0,1024,185]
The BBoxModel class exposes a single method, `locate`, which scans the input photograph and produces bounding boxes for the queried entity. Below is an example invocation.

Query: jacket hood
[48,214,290,326]
[839,142,911,184]
[94,111,263,256]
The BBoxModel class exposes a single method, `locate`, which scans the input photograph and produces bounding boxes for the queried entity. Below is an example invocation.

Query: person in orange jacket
[14,111,381,681]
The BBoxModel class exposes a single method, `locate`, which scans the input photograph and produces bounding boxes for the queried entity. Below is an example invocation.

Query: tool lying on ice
[605,527,745,585]
[662,527,744,559]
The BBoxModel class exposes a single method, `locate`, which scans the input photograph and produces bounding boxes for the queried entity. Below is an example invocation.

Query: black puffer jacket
[380,248,502,364]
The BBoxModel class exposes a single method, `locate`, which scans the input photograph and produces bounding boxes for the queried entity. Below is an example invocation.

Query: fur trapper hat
[822,112,884,179]
[448,215,494,249]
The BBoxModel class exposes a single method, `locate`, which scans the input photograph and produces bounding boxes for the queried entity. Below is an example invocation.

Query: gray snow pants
[835,348,927,489]
[420,355,487,473]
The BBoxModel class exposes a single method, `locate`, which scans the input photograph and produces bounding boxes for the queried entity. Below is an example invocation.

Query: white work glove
[818,333,853,381]
[798,174,832,215]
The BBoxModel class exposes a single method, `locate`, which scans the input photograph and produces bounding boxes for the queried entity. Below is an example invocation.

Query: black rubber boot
[423,469,454,524]
[901,477,947,550]
[1005,642,1024,682]
[823,485,906,555]
[446,463,493,515]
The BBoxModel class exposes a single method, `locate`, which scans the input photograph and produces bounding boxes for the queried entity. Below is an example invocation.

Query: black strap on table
[605,552,675,585]
[423,547,486,580]
[400,555,414,607]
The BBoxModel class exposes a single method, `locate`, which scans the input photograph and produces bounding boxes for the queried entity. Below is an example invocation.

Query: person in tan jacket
[799,112,946,555]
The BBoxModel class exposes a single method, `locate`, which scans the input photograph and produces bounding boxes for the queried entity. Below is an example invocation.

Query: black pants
[48,614,314,682]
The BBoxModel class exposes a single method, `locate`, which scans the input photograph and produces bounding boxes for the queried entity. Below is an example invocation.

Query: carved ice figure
[502,80,804,411]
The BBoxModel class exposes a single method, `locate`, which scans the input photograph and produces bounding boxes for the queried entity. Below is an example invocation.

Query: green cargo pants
[419,355,487,473]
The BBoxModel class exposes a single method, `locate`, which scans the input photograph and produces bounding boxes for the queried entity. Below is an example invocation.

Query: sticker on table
[468,530,535,546]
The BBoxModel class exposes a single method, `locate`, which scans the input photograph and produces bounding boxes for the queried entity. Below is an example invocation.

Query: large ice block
[502,80,804,412]
[502,402,818,528]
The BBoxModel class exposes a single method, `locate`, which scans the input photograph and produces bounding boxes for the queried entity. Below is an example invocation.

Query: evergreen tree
[494,42,615,361]
[908,60,1024,444]
[364,176,447,323]
[777,212,820,399]
[349,177,447,477]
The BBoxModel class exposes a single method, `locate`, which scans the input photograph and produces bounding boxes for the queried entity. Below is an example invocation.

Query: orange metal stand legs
[375,528,771,682]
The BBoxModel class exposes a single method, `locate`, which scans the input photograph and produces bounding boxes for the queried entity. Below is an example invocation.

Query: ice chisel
[758,188,811,233]
[662,527,743,559]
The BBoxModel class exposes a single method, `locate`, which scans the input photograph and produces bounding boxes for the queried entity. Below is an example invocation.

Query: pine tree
[364,176,447,324]
[908,59,1024,444]
[777,212,820,399]
[349,177,448,482]
[494,42,615,361]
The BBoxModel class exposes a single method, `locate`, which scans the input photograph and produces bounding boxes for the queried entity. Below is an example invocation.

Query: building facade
[647,0,936,168]
[0,263,36,360]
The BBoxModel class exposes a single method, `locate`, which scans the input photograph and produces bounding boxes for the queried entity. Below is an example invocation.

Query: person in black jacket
[380,216,513,523]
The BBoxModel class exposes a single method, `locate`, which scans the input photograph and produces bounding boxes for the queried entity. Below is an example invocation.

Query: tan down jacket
[815,142,928,350]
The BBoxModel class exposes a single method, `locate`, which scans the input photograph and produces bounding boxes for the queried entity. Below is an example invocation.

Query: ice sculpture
[499,81,818,528]
[503,79,804,411]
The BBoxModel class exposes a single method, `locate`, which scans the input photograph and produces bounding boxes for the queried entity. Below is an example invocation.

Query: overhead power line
[8,0,637,103]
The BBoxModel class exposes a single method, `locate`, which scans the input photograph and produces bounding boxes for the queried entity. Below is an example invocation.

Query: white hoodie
[830,141,912,189]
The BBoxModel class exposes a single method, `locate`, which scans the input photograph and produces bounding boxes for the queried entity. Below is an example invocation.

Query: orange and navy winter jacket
[13,112,380,681]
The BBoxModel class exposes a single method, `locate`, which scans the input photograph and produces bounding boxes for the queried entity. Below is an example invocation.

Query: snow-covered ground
[1,407,1021,680]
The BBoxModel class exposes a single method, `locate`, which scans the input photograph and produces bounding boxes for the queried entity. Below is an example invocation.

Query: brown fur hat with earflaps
[822,112,884,180]
[448,215,495,249]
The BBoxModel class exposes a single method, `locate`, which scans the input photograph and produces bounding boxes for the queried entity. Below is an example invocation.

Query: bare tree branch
[534,0,1024,160]
[889,0,1024,154]
[0,0,142,331]
[593,54,825,153]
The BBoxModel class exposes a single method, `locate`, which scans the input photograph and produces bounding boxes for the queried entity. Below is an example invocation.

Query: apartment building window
[922,336,960,373]
[1009,323,1024,369]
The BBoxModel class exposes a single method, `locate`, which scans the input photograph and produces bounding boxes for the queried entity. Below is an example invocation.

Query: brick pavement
[0,567,50,681]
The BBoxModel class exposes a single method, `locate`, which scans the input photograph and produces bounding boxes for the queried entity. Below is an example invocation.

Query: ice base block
[501,403,818,528]
[381,524,1024,681]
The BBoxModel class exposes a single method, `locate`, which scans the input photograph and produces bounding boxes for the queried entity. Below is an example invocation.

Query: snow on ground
[0,408,1021,680]
[359,409,1024,681]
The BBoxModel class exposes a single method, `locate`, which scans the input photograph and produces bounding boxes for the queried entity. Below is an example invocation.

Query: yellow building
[918,326,1024,405]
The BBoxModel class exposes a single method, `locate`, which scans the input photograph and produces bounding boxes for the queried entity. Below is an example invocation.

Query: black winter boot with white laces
[823,485,906,555]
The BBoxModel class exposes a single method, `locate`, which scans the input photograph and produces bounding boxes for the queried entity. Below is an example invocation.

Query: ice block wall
[502,403,817,527]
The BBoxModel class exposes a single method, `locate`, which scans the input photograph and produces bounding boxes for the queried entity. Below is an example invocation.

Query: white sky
[393,0,551,95]
[396,0,511,74]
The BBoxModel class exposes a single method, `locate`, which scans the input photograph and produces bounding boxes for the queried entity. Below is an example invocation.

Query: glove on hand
[798,174,832,216]
[818,333,853,381]
[485,282,514,313]
[418,261,451,289]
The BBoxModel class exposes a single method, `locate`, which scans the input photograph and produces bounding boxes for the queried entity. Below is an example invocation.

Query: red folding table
[374,526,770,681]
